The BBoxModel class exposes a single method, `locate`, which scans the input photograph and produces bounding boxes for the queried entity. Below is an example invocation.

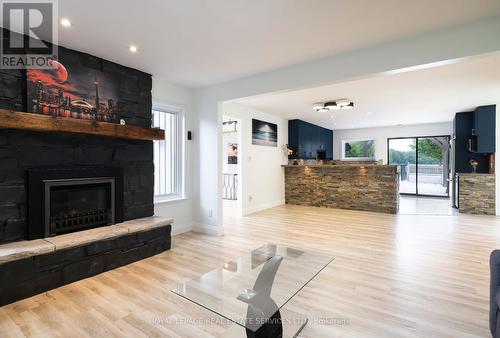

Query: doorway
[222,116,243,219]
[388,136,450,197]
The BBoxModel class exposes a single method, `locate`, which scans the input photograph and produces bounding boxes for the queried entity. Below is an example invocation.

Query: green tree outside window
[344,140,375,158]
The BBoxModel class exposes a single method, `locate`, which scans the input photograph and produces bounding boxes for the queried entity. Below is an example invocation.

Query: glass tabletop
[171,244,333,333]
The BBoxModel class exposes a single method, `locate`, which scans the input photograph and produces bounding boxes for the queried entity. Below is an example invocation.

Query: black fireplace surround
[27,167,124,239]
[0,30,173,307]
[0,28,155,244]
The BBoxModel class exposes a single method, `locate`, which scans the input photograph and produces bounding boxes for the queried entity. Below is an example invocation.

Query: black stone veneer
[0,224,171,306]
[0,32,154,244]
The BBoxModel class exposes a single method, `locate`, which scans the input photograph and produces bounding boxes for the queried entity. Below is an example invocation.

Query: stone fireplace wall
[0,43,154,244]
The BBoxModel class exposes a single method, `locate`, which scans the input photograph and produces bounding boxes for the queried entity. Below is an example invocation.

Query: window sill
[154,196,187,205]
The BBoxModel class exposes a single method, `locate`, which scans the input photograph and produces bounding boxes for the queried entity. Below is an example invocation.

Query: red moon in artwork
[48,60,68,83]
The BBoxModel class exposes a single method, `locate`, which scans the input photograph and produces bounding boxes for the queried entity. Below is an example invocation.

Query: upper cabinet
[288,119,333,159]
[471,105,496,154]
[454,112,489,173]
[453,105,495,174]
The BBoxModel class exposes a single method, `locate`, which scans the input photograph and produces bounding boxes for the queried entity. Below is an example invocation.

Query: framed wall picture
[252,119,278,147]
[227,143,238,164]
[26,58,120,123]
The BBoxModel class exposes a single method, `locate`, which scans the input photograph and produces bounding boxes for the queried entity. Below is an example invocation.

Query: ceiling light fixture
[222,120,237,133]
[312,102,324,111]
[336,99,351,107]
[324,101,338,110]
[313,99,354,112]
[129,45,138,53]
[60,18,71,27]
[343,102,354,110]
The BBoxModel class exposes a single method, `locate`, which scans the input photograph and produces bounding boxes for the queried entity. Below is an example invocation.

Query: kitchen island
[283,164,399,214]
[458,173,495,215]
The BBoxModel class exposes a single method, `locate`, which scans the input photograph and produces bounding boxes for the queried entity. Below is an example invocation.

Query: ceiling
[46,0,500,87]
[234,53,500,130]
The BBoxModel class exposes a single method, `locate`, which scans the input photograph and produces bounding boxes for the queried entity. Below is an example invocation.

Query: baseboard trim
[171,222,193,236]
[192,222,223,236]
[243,200,285,216]
[164,221,223,237]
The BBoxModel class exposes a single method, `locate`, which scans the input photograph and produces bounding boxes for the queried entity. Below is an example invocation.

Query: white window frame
[153,103,185,203]
[341,139,376,161]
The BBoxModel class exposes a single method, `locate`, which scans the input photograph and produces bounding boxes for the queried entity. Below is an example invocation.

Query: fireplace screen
[44,178,115,237]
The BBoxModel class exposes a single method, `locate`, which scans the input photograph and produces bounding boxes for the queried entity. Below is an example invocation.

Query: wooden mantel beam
[0,109,164,141]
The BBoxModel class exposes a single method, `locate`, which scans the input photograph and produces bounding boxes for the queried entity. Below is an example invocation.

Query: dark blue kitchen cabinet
[324,127,333,159]
[453,111,490,173]
[472,105,496,154]
[288,119,333,159]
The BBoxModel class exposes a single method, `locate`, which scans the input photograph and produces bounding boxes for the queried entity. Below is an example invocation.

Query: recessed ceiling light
[366,111,372,115]
[60,18,71,27]
[129,45,138,53]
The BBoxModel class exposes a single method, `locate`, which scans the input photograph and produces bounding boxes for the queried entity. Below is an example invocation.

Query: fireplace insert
[27,167,124,239]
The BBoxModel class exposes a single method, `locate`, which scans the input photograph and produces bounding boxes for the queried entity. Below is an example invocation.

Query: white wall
[152,76,195,236]
[222,102,288,216]
[192,16,500,233]
[332,122,453,163]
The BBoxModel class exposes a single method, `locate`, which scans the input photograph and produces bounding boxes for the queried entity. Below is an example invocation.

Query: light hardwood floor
[2,205,500,337]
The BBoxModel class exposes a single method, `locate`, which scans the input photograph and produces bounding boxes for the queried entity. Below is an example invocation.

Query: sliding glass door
[417,137,450,196]
[388,138,416,194]
[388,136,450,197]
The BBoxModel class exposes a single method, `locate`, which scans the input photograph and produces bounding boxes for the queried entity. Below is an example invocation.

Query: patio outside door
[388,136,450,197]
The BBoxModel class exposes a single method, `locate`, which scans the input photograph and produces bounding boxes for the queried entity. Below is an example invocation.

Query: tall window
[153,105,183,201]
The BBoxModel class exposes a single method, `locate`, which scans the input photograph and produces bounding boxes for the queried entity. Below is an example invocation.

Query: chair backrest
[490,250,500,337]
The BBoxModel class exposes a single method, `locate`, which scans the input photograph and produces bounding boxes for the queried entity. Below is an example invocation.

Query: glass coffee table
[172,244,333,338]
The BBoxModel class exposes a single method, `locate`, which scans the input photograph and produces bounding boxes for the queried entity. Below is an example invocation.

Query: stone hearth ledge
[0,216,174,264]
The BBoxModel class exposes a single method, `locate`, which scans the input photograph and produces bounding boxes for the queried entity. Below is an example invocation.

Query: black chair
[490,250,500,338]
